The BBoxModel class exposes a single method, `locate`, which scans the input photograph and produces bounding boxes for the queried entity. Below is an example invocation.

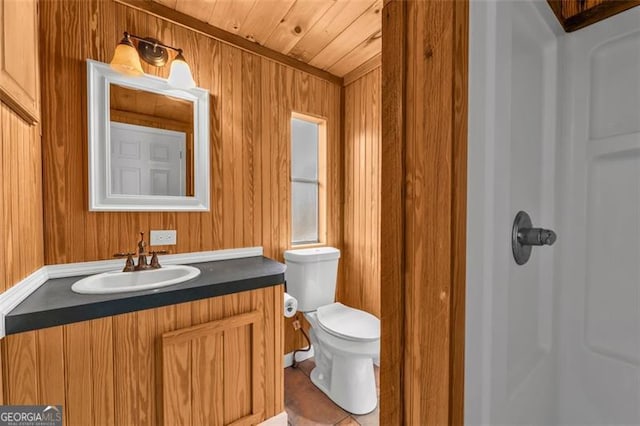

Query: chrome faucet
[114,232,168,272]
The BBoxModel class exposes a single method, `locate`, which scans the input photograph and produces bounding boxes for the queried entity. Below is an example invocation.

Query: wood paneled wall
[39,0,342,353]
[1,286,283,426]
[380,0,468,424]
[339,68,381,318]
[0,102,44,293]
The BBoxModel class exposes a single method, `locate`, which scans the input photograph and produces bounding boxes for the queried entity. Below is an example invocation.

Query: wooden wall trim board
[161,310,262,346]
[343,55,381,87]
[450,0,469,423]
[547,0,640,32]
[380,2,405,424]
[114,0,343,86]
[380,0,468,424]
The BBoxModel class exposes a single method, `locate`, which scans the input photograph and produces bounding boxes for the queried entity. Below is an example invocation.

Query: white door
[466,1,560,424]
[110,122,186,196]
[554,8,640,424]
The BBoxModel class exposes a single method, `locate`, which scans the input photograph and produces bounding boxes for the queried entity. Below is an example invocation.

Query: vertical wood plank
[162,340,192,426]
[273,286,284,413]
[5,105,15,286]
[136,309,157,426]
[231,47,244,247]
[191,334,224,426]
[263,288,277,416]
[36,327,66,412]
[251,290,266,417]
[90,317,115,426]
[242,52,262,247]
[4,332,38,405]
[252,317,265,419]
[380,1,406,425]
[63,322,93,425]
[113,312,139,425]
[223,324,252,422]
[155,304,177,425]
[0,104,8,293]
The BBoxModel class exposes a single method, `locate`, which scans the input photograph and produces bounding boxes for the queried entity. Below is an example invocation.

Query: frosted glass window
[292,182,318,243]
[292,119,318,180]
[291,116,321,244]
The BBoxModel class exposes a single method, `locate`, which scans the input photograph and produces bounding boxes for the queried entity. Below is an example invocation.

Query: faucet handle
[113,252,135,258]
[149,250,169,269]
[149,250,169,255]
[114,252,135,272]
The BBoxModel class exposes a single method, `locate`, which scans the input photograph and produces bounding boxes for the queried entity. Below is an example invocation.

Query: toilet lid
[316,303,380,341]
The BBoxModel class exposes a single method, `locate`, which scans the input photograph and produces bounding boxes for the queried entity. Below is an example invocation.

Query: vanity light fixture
[110,31,196,89]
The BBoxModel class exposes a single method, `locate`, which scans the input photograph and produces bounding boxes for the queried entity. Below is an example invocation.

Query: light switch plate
[150,230,177,246]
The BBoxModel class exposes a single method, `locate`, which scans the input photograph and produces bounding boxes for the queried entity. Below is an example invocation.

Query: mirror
[109,84,195,197]
[87,60,209,211]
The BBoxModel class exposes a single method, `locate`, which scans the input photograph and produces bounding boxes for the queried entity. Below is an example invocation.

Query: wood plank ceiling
[152,0,382,77]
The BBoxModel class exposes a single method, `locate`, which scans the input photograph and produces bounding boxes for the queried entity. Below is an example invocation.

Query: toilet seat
[316,303,380,342]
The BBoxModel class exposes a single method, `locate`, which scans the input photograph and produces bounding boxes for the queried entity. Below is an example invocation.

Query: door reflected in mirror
[109,84,194,197]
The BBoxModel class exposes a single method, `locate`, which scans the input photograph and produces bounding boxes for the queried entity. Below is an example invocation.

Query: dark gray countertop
[6,256,285,334]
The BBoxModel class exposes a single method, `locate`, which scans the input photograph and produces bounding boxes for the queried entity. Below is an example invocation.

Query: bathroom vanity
[1,256,285,425]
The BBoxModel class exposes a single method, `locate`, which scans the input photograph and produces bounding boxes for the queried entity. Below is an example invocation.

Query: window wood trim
[290,112,327,246]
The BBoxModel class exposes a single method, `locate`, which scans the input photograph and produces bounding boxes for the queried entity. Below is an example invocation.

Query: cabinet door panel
[162,311,264,426]
[0,0,39,124]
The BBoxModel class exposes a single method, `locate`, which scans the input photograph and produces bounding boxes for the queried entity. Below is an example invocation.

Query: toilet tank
[284,247,340,312]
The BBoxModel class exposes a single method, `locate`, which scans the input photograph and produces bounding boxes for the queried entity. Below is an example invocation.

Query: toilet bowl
[284,248,380,415]
[304,303,379,415]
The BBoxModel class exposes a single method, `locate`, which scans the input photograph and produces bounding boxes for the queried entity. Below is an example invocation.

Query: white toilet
[284,247,379,415]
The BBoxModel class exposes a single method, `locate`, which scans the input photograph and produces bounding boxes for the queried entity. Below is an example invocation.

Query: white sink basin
[71,265,201,294]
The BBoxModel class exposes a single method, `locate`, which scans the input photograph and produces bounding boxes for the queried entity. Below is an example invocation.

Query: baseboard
[0,247,264,339]
[284,345,314,368]
[258,411,288,426]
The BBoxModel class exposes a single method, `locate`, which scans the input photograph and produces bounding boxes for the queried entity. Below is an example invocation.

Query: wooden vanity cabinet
[0,0,40,124]
[0,286,284,426]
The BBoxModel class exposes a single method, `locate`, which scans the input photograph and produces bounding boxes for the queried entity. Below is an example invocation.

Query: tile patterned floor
[285,358,379,426]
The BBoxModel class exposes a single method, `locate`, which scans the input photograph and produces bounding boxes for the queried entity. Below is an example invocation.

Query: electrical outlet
[150,230,177,246]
